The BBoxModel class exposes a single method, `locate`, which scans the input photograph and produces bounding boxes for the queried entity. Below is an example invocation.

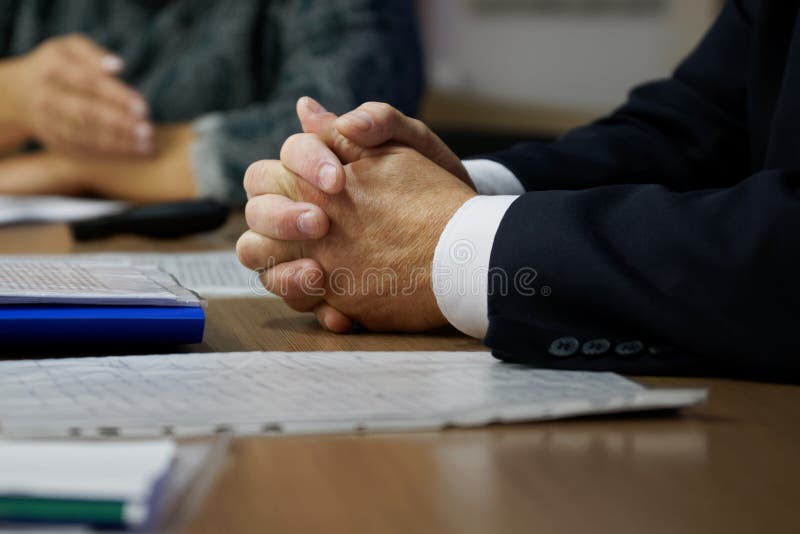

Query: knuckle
[409,117,427,133]
[280,133,306,161]
[243,160,269,191]
[278,211,301,239]
[235,232,262,270]
[367,102,395,119]
[40,64,60,83]
[332,133,356,159]
[244,198,262,229]
[66,33,87,45]
[39,39,60,55]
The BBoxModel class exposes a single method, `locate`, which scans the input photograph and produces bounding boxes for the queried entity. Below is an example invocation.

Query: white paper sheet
[0,195,128,226]
[0,260,200,306]
[0,439,175,502]
[0,351,706,438]
[7,252,267,298]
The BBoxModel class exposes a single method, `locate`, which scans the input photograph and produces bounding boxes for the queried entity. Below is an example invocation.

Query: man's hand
[0,34,153,157]
[237,143,476,332]
[288,97,474,194]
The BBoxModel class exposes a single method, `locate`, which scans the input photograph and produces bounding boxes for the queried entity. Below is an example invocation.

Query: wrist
[0,58,31,130]
[420,189,477,329]
[45,152,87,192]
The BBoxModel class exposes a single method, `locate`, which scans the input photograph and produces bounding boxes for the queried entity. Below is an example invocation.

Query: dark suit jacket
[484,0,800,381]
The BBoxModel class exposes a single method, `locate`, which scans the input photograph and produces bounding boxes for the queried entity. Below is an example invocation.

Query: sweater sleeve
[189,0,423,204]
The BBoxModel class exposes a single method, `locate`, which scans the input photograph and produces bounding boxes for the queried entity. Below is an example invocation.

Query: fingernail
[304,97,327,115]
[135,122,153,140]
[297,211,319,237]
[319,164,338,191]
[130,99,149,118]
[342,110,373,131]
[101,55,124,73]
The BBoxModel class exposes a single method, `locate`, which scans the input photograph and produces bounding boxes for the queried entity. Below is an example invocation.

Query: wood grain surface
[1,215,797,534]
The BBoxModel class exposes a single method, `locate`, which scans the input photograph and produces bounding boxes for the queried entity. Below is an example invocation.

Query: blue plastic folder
[0,305,205,345]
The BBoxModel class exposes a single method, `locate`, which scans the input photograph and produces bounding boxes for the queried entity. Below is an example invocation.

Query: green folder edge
[0,495,139,526]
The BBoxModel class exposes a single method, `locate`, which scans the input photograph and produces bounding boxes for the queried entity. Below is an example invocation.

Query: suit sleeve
[484,0,800,381]
[486,169,800,381]
[484,0,754,193]
[190,0,423,204]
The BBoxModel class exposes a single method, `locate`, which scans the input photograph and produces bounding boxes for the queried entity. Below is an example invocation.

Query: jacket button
[648,345,676,356]
[615,341,644,357]
[549,337,580,357]
[581,339,611,356]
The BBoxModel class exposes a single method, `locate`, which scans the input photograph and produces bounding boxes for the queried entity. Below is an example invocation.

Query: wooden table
[2,217,798,534]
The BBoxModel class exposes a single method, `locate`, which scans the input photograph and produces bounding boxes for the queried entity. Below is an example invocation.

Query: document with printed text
[0,260,200,306]
[0,351,706,438]
[7,251,266,298]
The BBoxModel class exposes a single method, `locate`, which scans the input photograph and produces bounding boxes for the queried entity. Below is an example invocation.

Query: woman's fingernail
[342,110,373,131]
[135,122,153,140]
[297,211,319,236]
[130,99,149,118]
[319,164,338,190]
[304,97,327,115]
[101,55,124,73]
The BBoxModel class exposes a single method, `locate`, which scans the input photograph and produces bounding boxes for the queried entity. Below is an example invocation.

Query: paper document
[0,352,706,438]
[9,252,266,298]
[0,260,200,306]
[0,195,128,226]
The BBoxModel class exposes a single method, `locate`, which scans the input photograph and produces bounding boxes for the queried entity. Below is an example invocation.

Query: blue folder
[0,305,205,345]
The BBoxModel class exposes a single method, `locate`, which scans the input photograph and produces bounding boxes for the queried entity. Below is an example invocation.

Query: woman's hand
[0,125,198,202]
[0,34,154,157]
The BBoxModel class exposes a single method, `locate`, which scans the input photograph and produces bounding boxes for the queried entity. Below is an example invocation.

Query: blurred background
[417,0,724,156]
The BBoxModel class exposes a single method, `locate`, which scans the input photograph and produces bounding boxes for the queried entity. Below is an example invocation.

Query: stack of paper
[0,260,201,306]
[0,440,175,529]
[0,195,128,226]
[6,252,267,298]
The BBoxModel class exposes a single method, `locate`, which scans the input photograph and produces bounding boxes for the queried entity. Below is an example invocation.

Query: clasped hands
[236,97,477,333]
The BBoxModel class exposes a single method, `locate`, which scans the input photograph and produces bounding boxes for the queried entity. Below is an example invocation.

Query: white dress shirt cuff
[432,195,519,338]
[463,159,525,195]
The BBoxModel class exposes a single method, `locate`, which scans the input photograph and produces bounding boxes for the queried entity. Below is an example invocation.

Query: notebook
[0,260,204,345]
[0,437,227,531]
[0,440,175,529]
